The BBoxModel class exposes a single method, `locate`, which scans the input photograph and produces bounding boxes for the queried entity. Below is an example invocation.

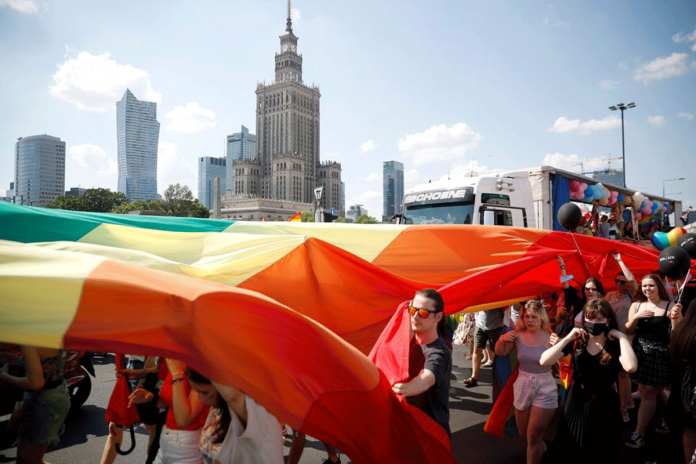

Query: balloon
[599,198,608,206]
[642,205,651,215]
[558,203,583,231]
[636,213,642,221]
[658,246,691,280]
[570,180,580,190]
[662,206,667,213]
[617,194,625,203]
[678,233,696,259]
[584,187,595,200]
[584,212,591,220]
[651,227,685,250]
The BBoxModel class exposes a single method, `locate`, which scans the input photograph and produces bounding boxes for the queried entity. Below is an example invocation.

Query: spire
[286,0,292,32]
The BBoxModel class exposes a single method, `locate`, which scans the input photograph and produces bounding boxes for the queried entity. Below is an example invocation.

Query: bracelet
[559,265,565,269]
[171,377,184,384]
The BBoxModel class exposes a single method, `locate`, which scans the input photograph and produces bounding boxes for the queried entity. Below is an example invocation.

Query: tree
[301,210,314,222]
[111,199,167,215]
[163,183,194,202]
[48,188,127,212]
[335,216,346,223]
[110,184,209,218]
[354,214,378,224]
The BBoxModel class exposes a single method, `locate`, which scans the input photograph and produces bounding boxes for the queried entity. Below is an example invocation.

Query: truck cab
[400,171,536,228]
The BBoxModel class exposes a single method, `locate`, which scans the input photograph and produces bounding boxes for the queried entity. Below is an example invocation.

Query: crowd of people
[1,265,695,463]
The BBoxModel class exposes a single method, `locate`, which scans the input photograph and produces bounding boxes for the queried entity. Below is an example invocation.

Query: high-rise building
[117,89,160,200]
[198,156,227,209]
[226,126,256,193]
[223,2,342,218]
[14,134,65,206]
[383,160,404,218]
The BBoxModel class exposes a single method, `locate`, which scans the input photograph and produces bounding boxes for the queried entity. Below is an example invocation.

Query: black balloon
[558,202,582,231]
[658,246,691,280]
[678,233,696,259]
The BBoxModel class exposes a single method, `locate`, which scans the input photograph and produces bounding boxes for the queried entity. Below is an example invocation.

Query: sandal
[462,377,478,388]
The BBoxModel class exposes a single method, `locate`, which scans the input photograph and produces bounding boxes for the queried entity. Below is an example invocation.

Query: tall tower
[225,125,256,193]
[117,89,160,200]
[198,156,226,209]
[255,1,324,204]
[14,134,65,206]
[383,160,404,218]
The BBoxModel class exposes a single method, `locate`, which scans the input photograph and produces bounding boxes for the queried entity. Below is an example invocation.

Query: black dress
[547,345,623,464]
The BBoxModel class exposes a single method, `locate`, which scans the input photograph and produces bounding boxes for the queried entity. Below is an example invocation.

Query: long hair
[575,298,619,366]
[186,368,230,444]
[582,278,605,300]
[671,299,696,360]
[416,288,446,339]
[633,274,671,303]
[514,300,550,333]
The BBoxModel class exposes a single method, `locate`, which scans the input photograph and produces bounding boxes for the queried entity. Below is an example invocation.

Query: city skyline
[1,1,695,218]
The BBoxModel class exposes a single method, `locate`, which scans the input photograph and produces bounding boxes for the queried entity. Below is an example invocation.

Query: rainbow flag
[0,202,672,462]
[287,211,302,222]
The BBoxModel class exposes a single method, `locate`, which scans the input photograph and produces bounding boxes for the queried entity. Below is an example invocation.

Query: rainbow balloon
[651,227,687,250]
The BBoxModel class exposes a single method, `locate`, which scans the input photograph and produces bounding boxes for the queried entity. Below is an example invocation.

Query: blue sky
[1,0,694,218]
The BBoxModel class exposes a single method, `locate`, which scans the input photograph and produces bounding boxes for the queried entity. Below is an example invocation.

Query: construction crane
[576,155,623,176]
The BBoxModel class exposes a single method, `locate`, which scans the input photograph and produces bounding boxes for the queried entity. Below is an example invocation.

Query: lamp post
[608,102,636,188]
[663,177,685,197]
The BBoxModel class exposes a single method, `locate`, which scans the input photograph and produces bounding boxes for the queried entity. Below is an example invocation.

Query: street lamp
[663,177,685,197]
[608,102,636,188]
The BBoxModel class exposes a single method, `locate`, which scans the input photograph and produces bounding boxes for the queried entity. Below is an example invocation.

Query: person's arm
[624,302,645,335]
[612,253,638,295]
[495,330,516,357]
[540,328,585,367]
[558,256,569,289]
[669,302,683,332]
[608,329,637,373]
[0,345,45,391]
[165,359,207,428]
[392,369,436,397]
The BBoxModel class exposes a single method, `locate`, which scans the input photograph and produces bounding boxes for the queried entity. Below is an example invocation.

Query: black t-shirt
[407,337,452,437]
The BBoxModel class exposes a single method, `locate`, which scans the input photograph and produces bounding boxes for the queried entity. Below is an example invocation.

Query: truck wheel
[68,371,92,412]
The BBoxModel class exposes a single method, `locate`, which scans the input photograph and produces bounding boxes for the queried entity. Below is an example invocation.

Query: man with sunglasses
[392,288,452,439]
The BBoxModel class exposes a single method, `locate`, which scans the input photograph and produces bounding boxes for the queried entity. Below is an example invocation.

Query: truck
[398,165,682,231]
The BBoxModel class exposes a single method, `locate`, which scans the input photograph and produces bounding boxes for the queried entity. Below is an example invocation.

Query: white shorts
[513,371,558,410]
[153,427,202,464]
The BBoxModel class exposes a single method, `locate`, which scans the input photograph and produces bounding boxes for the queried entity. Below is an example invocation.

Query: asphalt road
[0,349,684,463]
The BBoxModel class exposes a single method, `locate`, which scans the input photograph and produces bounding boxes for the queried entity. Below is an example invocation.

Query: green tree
[354,214,378,224]
[300,210,314,222]
[163,183,194,202]
[335,216,346,223]
[111,199,167,215]
[48,188,127,212]
[161,183,209,218]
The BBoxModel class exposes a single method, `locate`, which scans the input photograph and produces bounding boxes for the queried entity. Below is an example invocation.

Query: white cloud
[70,143,107,169]
[0,0,46,14]
[291,7,301,23]
[677,112,695,121]
[647,115,666,127]
[404,169,420,186]
[98,158,118,181]
[634,52,692,84]
[49,51,161,113]
[362,172,380,183]
[398,123,482,165]
[157,141,197,195]
[360,139,376,152]
[444,161,492,180]
[673,29,696,44]
[548,116,621,134]
[542,153,619,173]
[618,62,628,71]
[164,102,216,134]
[347,190,382,219]
[598,79,620,90]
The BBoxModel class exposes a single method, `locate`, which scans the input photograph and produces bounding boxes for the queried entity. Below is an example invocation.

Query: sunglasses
[615,279,627,284]
[407,305,439,319]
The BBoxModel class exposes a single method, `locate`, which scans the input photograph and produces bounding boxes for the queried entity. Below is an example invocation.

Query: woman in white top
[186,369,283,464]
[495,300,556,464]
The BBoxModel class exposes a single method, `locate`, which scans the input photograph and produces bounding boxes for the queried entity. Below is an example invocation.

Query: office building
[65,187,86,196]
[117,89,160,200]
[14,134,65,206]
[383,160,404,218]
[346,204,367,221]
[226,126,256,192]
[224,3,343,217]
[199,156,227,209]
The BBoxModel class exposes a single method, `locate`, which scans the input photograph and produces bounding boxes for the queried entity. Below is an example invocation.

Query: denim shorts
[18,381,70,446]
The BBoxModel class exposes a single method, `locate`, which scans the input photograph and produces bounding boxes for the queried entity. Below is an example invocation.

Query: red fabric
[104,374,140,427]
[483,366,519,436]
[158,372,209,431]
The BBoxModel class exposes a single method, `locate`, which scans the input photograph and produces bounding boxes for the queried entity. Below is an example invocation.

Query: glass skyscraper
[226,126,256,192]
[14,134,65,206]
[117,89,160,200]
[198,156,226,209]
[383,160,404,218]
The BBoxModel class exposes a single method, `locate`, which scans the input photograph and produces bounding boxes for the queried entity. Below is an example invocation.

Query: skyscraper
[226,125,256,192]
[117,89,160,200]
[198,156,227,209]
[14,134,65,206]
[383,160,404,218]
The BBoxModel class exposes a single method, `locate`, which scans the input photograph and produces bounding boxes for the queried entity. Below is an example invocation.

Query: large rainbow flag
[0,202,669,462]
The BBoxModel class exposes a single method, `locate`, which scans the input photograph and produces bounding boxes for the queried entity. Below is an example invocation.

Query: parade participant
[604,253,638,422]
[186,368,283,464]
[495,300,556,464]
[557,256,605,335]
[667,299,696,464]
[540,299,637,463]
[0,345,70,464]
[607,218,619,240]
[392,288,452,438]
[625,274,683,449]
[462,306,505,388]
[129,358,209,464]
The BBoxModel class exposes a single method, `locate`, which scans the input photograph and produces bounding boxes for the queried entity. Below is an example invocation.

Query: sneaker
[655,419,670,434]
[482,361,493,368]
[625,432,645,449]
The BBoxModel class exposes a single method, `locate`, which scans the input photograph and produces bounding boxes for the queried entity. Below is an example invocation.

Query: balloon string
[570,233,593,279]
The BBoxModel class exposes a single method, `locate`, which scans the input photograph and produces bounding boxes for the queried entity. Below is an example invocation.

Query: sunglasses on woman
[407,304,439,319]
